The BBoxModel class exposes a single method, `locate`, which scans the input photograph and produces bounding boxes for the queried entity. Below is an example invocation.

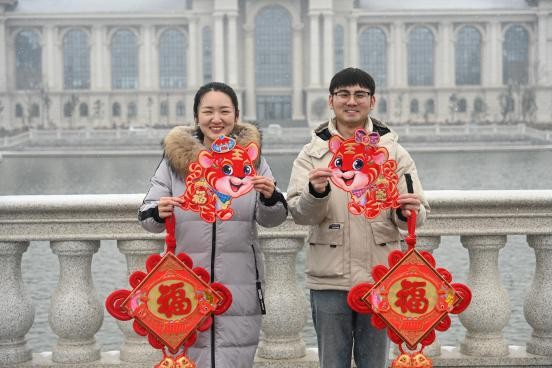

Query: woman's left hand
[397,193,421,218]
[251,176,276,198]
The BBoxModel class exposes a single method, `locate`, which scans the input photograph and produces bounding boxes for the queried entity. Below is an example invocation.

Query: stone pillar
[322,12,334,85]
[348,15,359,68]
[537,13,548,86]
[117,239,165,363]
[91,25,105,91]
[44,25,60,91]
[213,12,225,82]
[257,235,308,359]
[187,17,198,90]
[459,235,510,356]
[0,17,7,93]
[437,22,453,87]
[227,12,238,86]
[524,235,552,356]
[392,21,406,88]
[309,12,321,88]
[141,25,154,90]
[49,240,103,363]
[0,242,34,365]
[292,23,305,122]
[243,23,256,121]
[487,21,503,87]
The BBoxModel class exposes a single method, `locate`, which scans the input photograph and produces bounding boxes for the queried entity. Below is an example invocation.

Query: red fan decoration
[106,215,232,368]
[328,128,400,218]
[347,175,471,368]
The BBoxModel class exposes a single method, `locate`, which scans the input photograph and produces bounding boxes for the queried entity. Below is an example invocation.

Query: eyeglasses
[332,90,372,102]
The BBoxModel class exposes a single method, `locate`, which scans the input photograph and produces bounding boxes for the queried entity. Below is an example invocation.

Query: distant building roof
[359,0,532,11]
[11,0,190,14]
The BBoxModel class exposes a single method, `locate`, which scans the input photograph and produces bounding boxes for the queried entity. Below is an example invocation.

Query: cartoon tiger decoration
[180,135,258,223]
[328,128,399,218]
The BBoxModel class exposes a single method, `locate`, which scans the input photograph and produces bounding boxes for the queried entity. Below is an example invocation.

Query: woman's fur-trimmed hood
[163,122,262,178]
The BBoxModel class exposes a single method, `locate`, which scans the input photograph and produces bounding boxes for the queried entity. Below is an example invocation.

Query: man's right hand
[158,196,184,219]
[309,168,333,194]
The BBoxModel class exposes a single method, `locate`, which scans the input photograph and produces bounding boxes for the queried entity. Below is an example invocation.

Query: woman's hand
[157,196,184,219]
[397,193,421,218]
[251,176,276,198]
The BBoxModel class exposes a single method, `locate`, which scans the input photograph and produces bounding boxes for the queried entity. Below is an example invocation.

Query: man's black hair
[329,67,376,95]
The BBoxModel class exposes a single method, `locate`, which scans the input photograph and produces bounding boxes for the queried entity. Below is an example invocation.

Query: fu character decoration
[105,215,233,368]
[333,131,473,368]
[179,135,259,223]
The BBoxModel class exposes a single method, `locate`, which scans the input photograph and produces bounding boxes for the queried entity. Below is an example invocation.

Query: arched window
[15,103,24,118]
[408,26,434,86]
[378,98,387,114]
[160,101,169,117]
[503,25,529,85]
[63,29,90,89]
[30,103,40,118]
[474,97,484,113]
[111,30,138,89]
[159,29,187,89]
[202,27,212,83]
[425,99,435,114]
[455,26,481,85]
[255,5,292,87]
[410,99,419,113]
[79,103,88,117]
[335,25,345,73]
[176,101,185,117]
[64,102,73,117]
[112,102,121,117]
[127,102,137,118]
[360,27,387,87]
[458,98,467,112]
[15,30,42,90]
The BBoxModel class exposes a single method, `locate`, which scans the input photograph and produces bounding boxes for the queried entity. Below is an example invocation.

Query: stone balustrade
[0,191,551,367]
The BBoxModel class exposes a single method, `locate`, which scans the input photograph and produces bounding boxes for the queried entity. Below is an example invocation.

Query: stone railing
[0,191,551,367]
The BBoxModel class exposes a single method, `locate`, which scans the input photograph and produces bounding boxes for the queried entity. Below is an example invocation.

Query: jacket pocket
[306,220,345,277]
[370,221,400,247]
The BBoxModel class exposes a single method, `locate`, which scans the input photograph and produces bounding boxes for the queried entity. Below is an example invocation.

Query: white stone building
[0,0,548,130]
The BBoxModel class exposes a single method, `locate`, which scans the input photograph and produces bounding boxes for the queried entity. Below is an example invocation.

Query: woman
[139,82,288,368]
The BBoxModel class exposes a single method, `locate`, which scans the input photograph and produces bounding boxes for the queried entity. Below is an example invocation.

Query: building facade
[0,0,549,130]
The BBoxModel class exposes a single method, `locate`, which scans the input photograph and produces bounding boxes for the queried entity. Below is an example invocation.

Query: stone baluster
[459,235,510,356]
[0,242,34,365]
[524,235,552,356]
[257,233,308,359]
[117,239,164,363]
[49,241,103,363]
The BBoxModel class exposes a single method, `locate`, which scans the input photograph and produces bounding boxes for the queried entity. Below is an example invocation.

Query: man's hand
[251,176,276,198]
[158,196,184,219]
[309,168,333,194]
[397,193,421,218]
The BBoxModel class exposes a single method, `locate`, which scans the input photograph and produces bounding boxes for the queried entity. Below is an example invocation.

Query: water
[2,148,551,352]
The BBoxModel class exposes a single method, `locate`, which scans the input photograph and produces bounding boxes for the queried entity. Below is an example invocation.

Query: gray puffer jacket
[139,123,288,368]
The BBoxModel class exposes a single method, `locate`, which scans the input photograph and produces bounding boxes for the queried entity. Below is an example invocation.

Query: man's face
[328,84,375,127]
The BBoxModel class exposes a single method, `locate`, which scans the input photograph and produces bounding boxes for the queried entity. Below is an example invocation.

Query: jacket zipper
[211,222,216,368]
[250,244,266,315]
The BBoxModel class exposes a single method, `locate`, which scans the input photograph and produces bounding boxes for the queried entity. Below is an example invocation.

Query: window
[408,26,434,86]
[503,25,529,85]
[63,29,90,89]
[160,101,169,117]
[202,27,212,83]
[378,98,387,114]
[111,30,138,89]
[255,6,292,87]
[64,102,73,117]
[474,97,484,113]
[15,30,42,90]
[360,27,387,87]
[30,103,40,118]
[159,29,187,89]
[112,102,121,117]
[410,99,419,113]
[425,99,435,114]
[458,98,467,112]
[79,103,88,117]
[176,101,185,117]
[256,95,292,121]
[15,103,23,118]
[335,25,345,72]
[455,26,481,85]
[127,102,137,118]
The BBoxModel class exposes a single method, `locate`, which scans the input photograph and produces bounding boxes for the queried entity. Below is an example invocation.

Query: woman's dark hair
[193,82,239,119]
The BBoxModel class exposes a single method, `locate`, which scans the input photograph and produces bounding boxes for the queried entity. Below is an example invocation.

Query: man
[286,68,429,368]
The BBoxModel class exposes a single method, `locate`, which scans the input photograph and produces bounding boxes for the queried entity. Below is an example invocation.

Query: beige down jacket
[286,118,429,291]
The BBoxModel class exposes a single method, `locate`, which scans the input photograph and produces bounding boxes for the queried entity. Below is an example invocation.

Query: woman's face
[196,91,237,147]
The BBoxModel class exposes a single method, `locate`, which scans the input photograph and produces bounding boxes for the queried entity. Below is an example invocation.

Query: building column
[391,21,406,88]
[309,12,321,87]
[487,21,502,87]
[187,18,198,90]
[0,17,7,93]
[213,12,225,82]
[91,26,104,90]
[537,13,548,86]
[292,22,304,121]
[437,22,453,87]
[227,12,238,86]
[44,25,60,91]
[322,11,334,85]
[243,23,256,121]
[141,25,153,90]
[348,15,359,68]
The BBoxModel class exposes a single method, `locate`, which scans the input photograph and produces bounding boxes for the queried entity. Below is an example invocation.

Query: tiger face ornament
[180,135,258,223]
[328,128,399,218]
